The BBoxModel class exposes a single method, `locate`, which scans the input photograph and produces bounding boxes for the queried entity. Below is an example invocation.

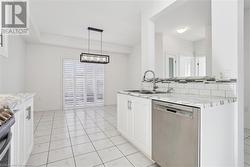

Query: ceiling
[154,0,211,42]
[29,0,158,47]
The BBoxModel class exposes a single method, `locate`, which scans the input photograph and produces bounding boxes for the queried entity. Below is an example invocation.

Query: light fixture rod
[87,27,104,55]
[101,31,102,55]
[88,29,90,53]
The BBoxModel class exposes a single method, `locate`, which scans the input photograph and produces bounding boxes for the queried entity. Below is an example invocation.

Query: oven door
[0,132,11,167]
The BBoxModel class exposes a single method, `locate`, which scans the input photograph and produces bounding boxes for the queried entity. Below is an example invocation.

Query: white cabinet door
[132,96,152,157]
[10,112,20,166]
[117,94,152,158]
[117,94,129,136]
[10,98,34,167]
[18,106,25,166]
[23,98,34,164]
[127,98,134,141]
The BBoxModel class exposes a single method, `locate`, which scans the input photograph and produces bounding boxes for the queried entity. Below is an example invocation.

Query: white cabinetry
[0,35,8,57]
[11,97,34,166]
[117,94,129,136]
[23,98,34,163]
[117,93,152,157]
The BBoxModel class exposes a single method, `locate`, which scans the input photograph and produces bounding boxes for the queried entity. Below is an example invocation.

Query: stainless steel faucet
[142,70,158,91]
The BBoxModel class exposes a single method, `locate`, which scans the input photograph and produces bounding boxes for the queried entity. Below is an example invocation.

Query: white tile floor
[30,105,250,167]
[28,106,156,167]
[245,128,250,167]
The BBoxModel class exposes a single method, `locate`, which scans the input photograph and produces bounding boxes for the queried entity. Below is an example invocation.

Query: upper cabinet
[0,33,8,57]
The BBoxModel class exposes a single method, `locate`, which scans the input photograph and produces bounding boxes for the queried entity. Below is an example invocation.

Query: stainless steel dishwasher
[152,100,200,167]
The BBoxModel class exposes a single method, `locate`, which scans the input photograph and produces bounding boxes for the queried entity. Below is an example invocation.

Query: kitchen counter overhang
[118,90,237,109]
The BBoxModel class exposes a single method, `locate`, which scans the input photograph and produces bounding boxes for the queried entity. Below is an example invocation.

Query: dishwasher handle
[155,106,193,119]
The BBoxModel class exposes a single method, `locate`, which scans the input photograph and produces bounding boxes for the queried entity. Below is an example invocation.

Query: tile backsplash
[141,82,237,98]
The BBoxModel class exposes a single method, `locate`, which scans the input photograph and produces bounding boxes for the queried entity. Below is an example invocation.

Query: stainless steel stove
[0,108,15,167]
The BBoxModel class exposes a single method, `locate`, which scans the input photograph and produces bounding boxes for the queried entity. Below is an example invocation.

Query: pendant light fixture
[80,27,110,64]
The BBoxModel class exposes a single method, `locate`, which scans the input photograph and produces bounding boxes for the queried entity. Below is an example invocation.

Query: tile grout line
[31,137,139,157]
[33,106,154,167]
[96,126,136,167]
[75,110,106,167]
[33,112,44,133]
[45,111,56,167]
[65,112,78,167]
[94,108,156,167]
[87,109,137,167]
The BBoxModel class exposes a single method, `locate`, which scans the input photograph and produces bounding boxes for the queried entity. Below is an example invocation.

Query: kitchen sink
[124,90,168,94]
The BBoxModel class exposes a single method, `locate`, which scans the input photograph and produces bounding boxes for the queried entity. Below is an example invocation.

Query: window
[63,59,104,109]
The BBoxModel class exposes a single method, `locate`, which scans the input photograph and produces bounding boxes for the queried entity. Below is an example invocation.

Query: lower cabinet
[117,93,152,158]
[11,98,34,166]
[23,98,34,163]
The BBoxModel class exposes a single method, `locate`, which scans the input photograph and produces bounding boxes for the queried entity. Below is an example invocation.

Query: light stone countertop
[0,93,35,111]
[118,90,237,109]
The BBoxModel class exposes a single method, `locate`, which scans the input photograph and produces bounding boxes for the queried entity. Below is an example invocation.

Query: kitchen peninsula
[117,81,237,167]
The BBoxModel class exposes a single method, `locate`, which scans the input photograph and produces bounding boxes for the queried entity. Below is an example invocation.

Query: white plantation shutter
[95,65,104,103]
[63,60,75,109]
[75,62,85,108]
[63,59,104,109]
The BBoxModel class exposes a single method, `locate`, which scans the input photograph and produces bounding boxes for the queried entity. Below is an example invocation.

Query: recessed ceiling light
[176,27,189,34]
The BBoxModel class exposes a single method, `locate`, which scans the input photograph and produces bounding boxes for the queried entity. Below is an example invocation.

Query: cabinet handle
[130,101,132,110]
[128,100,132,110]
[26,106,31,120]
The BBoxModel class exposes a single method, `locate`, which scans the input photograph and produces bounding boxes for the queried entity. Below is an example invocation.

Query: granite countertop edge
[0,93,35,112]
[118,91,237,109]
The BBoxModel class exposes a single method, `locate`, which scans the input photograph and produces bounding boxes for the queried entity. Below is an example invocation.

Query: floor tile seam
[45,156,74,166]
[34,112,44,133]
[91,117,136,167]
[45,111,56,167]
[76,114,106,166]
[65,116,78,167]
[31,143,78,155]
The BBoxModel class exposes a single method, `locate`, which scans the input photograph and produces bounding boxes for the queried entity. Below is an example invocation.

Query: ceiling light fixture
[176,27,189,34]
[80,27,110,64]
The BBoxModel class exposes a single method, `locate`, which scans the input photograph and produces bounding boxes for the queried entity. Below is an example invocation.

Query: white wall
[155,33,164,78]
[193,26,212,76]
[140,0,176,76]
[25,43,128,111]
[104,50,129,106]
[244,8,250,129]
[141,15,155,74]
[127,44,142,89]
[0,36,26,93]
[211,1,239,79]
[164,34,194,57]
[163,34,194,78]
[211,0,244,166]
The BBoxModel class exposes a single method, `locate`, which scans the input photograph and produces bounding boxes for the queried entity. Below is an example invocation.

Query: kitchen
[0,0,248,167]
